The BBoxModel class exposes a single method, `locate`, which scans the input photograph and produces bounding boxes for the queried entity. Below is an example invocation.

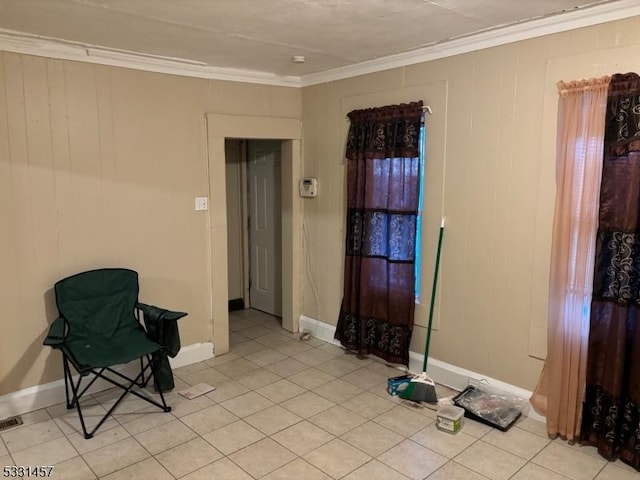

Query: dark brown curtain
[334,101,423,366]
[582,73,640,471]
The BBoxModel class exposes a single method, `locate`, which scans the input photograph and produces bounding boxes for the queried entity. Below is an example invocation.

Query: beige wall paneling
[2,53,47,393]
[106,70,213,348]
[0,58,215,394]
[450,48,505,377]
[21,55,63,387]
[595,15,640,50]
[205,81,301,119]
[0,54,24,390]
[492,38,550,385]
[65,62,105,269]
[299,85,343,323]
[301,17,640,390]
[94,66,119,267]
[432,54,473,370]
[0,54,17,391]
[205,113,303,356]
[487,43,519,368]
[47,59,75,275]
[0,53,301,396]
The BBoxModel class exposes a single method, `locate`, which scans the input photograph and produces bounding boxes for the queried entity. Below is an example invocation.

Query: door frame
[206,113,302,355]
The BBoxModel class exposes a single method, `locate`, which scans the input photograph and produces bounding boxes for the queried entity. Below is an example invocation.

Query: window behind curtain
[415,122,426,302]
[530,77,610,441]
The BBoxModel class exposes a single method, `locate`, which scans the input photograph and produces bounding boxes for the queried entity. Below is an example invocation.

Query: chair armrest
[43,317,68,346]
[136,303,187,358]
[136,303,188,323]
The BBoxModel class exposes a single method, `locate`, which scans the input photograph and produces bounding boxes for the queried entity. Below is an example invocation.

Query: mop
[398,218,445,404]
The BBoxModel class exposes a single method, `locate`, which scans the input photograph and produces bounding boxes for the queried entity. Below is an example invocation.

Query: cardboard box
[387,374,412,396]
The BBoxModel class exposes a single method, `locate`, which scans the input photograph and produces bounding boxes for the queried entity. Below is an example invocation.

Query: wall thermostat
[299,178,318,198]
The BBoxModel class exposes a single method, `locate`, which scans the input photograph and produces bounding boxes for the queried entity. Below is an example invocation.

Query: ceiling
[0,0,628,78]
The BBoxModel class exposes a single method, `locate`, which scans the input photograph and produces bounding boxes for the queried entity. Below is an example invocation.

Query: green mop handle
[423,218,445,373]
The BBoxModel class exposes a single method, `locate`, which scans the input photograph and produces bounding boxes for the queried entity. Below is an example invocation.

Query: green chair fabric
[137,303,187,392]
[43,268,187,439]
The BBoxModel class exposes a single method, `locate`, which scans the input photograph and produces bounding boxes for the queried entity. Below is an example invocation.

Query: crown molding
[0,0,638,88]
[0,28,301,87]
[300,0,640,86]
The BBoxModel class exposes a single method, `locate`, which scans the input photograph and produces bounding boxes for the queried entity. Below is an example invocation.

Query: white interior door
[248,140,282,316]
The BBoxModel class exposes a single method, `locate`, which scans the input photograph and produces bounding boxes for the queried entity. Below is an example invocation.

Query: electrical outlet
[195,196,209,211]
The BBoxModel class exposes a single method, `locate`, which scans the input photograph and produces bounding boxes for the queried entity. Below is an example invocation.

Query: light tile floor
[2,309,638,479]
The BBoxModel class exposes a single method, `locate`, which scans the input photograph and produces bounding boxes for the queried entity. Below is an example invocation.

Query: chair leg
[147,354,171,413]
[139,357,145,386]
[63,357,92,439]
[62,354,172,439]
[63,358,72,409]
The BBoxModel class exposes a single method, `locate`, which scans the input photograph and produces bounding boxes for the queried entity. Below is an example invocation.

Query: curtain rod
[345,104,432,118]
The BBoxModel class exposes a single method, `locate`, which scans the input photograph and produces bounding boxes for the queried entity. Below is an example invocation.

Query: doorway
[225,139,282,317]
[206,113,302,356]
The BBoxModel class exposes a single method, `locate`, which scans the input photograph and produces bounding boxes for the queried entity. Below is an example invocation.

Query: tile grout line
[513,462,574,480]
[426,459,493,480]
[51,420,98,480]
[475,428,551,462]
[4,416,71,463]
[592,460,609,480]
[200,337,403,477]
[12,311,618,480]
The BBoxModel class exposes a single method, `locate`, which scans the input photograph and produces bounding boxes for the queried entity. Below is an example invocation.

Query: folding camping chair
[43,268,187,439]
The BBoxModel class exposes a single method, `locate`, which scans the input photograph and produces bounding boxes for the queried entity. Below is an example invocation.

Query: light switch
[195,196,209,211]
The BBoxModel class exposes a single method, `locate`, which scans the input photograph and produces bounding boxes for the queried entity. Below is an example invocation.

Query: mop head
[398,373,438,403]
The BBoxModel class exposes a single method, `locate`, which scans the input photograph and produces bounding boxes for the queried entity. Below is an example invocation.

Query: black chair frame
[62,348,171,439]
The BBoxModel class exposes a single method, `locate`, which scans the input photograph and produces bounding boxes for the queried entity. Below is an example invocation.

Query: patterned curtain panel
[335,101,423,366]
[582,73,640,471]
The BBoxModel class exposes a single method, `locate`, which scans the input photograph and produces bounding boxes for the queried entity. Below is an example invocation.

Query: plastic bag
[453,380,527,431]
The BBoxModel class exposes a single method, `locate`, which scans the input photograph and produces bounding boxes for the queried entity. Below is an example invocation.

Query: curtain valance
[346,101,423,160]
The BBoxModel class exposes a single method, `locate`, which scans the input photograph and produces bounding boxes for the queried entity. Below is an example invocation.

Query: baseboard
[0,342,214,419]
[299,315,342,345]
[168,342,214,369]
[299,315,544,422]
[408,352,544,422]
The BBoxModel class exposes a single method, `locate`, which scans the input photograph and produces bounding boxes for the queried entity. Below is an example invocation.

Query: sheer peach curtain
[530,77,610,441]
